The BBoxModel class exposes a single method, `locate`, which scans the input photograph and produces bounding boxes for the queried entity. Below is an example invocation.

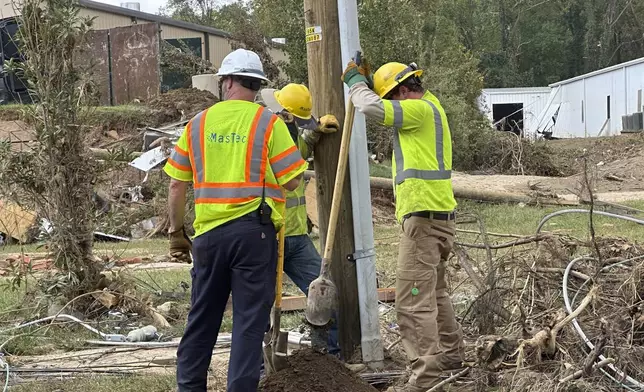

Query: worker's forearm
[283,173,302,191]
[168,180,188,232]
[349,82,385,123]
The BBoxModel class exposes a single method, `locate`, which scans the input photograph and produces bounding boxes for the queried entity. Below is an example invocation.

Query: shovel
[263,225,288,374]
[305,52,360,326]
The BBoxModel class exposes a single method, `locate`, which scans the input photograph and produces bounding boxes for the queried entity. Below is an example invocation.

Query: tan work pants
[396,216,464,388]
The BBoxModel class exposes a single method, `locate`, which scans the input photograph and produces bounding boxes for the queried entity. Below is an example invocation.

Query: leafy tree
[252,0,308,83]
[0,0,101,295]
[164,0,285,85]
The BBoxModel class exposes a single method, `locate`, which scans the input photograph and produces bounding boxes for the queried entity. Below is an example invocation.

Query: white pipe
[337,0,384,368]
[535,209,644,390]
[563,256,644,391]
[86,340,179,348]
[86,332,311,348]
[1,355,8,392]
[1,314,125,342]
[537,209,644,234]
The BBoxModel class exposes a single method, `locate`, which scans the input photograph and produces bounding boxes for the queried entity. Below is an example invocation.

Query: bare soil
[546,132,644,175]
[260,350,377,392]
[434,133,644,200]
[147,87,219,123]
[0,120,34,151]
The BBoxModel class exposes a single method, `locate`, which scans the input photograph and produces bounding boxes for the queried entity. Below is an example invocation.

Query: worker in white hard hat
[166,48,307,392]
[259,84,341,355]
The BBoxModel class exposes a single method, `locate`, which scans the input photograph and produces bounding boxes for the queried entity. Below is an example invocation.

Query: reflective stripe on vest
[194,183,284,201]
[188,106,284,204]
[247,109,276,183]
[391,100,451,185]
[270,145,304,178]
[285,195,306,208]
[168,145,191,171]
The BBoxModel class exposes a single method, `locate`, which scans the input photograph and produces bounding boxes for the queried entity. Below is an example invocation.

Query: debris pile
[260,350,377,392]
[446,210,644,391]
[147,87,219,122]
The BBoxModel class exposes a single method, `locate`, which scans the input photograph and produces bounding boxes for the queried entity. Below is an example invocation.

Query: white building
[530,57,644,138]
[478,87,552,135]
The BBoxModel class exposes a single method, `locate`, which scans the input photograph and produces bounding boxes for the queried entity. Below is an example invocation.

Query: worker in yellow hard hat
[259,83,341,355]
[342,60,464,392]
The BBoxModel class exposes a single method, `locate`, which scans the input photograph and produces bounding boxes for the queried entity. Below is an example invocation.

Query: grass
[0,260,303,355]
[1,198,643,389]
[369,160,392,178]
[0,104,154,130]
[0,103,25,121]
[456,199,644,242]
[10,374,177,392]
[1,238,170,259]
[87,105,156,130]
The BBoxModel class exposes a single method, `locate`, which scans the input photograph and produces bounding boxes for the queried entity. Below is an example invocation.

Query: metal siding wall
[269,46,288,79]
[554,80,584,137]
[626,62,644,114]
[584,73,612,137]
[209,35,233,67]
[160,24,205,59]
[477,93,494,122]
[0,2,17,18]
[609,68,626,134]
[479,90,551,133]
[80,8,144,30]
[551,64,644,138]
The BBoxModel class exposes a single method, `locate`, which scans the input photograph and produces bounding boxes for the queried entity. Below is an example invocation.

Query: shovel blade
[263,335,276,375]
[305,275,337,326]
[272,330,289,371]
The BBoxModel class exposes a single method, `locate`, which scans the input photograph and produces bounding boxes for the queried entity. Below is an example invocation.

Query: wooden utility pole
[303,0,361,359]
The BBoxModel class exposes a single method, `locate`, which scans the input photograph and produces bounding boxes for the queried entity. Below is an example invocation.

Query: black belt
[403,211,455,221]
[240,210,261,220]
[221,210,262,227]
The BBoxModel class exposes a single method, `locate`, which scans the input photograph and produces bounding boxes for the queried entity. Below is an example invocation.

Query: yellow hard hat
[260,84,318,129]
[373,62,423,98]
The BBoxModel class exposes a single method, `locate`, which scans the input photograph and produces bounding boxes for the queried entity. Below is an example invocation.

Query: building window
[581,100,584,123]
[606,95,611,119]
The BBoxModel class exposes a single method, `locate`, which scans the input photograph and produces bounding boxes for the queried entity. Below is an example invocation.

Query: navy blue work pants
[176,217,277,392]
[283,234,340,354]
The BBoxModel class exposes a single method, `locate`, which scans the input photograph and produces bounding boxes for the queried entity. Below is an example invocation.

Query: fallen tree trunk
[93,151,578,207]
[304,170,579,206]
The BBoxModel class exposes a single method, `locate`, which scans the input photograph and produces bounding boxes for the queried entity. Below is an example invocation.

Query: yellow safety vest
[382,90,457,222]
[284,136,310,236]
[164,100,307,237]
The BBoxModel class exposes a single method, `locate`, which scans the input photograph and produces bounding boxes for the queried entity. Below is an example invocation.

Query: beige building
[0,0,286,71]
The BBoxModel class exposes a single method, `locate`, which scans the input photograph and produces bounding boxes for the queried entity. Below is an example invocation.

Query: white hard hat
[216,49,269,82]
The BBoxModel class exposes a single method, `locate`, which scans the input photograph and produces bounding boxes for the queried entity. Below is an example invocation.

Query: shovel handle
[322,97,356,262]
[274,225,285,308]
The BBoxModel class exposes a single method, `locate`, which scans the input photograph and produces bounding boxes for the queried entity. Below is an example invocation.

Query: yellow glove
[317,114,339,133]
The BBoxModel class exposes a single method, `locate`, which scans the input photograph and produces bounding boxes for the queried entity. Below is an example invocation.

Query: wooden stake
[303,0,361,358]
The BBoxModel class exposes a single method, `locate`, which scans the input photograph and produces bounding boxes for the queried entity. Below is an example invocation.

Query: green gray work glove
[342,60,373,89]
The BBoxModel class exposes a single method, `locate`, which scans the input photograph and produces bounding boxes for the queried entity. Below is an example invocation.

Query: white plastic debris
[127,325,158,342]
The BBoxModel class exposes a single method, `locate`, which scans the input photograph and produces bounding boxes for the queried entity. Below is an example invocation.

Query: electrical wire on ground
[535,208,644,391]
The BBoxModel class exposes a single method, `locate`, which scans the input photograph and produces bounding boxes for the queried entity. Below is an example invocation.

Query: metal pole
[336,0,384,368]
